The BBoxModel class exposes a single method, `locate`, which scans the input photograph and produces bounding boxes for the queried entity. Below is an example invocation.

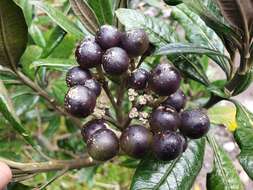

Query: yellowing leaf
[208,104,237,131]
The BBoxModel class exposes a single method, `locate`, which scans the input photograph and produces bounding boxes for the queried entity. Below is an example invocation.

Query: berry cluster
[64,25,210,162]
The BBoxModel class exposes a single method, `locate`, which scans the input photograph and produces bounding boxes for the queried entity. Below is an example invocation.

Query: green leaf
[20,45,43,79]
[172,55,210,86]
[44,116,61,138]
[233,101,253,179]
[29,24,46,48]
[31,1,84,40]
[31,58,76,70]
[14,0,34,26]
[207,136,243,190]
[171,5,231,78]
[51,79,68,105]
[0,81,36,148]
[131,139,205,190]
[154,43,228,58]
[0,0,28,69]
[116,8,176,47]
[70,0,99,34]
[88,0,113,25]
[41,27,66,58]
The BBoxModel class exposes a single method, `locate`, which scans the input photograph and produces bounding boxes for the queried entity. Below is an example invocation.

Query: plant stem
[0,157,97,177]
[96,66,123,128]
[13,70,82,128]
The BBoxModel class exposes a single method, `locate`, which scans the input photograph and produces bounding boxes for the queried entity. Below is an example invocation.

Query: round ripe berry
[66,66,92,87]
[102,47,130,75]
[64,86,96,118]
[149,107,180,133]
[120,125,153,158]
[128,68,150,90]
[81,119,106,143]
[121,29,149,57]
[75,38,103,69]
[163,89,186,112]
[87,129,119,161]
[84,79,102,97]
[96,25,121,50]
[152,131,183,161]
[179,109,210,139]
[150,63,181,96]
[178,133,188,152]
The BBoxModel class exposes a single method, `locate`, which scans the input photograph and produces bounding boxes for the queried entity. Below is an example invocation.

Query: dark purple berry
[180,109,210,139]
[120,125,153,158]
[66,66,92,87]
[152,131,183,161]
[102,47,130,75]
[81,119,106,142]
[178,133,188,152]
[163,89,186,112]
[128,68,150,90]
[149,107,180,133]
[150,63,181,96]
[87,129,119,161]
[84,79,101,97]
[96,25,121,50]
[121,29,149,57]
[64,86,96,118]
[75,38,103,69]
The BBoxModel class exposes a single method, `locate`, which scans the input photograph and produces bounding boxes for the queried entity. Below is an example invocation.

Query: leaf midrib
[152,157,180,190]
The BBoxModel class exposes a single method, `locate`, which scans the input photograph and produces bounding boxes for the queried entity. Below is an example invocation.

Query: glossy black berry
[75,38,103,69]
[120,125,153,158]
[163,89,186,112]
[64,86,96,118]
[121,29,149,57]
[152,131,183,161]
[66,66,92,87]
[84,79,102,97]
[179,109,210,139]
[81,119,106,143]
[178,133,188,152]
[87,129,119,161]
[96,25,121,50]
[128,68,150,90]
[102,47,130,75]
[150,63,181,96]
[149,107,180,133]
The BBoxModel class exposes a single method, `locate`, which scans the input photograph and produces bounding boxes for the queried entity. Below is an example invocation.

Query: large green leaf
[0,81,36,148]
[88,0,113,25]
[154,43,228,58]
[14,0,33,26]
[70,0,99,34]
[31,1,84,40]
[171,5,231,78]
[207,136,243,190]
[0,0,28,69]
[131,139,205,190]
[116,8,176,47]
[233,101,253,179]
[172,55,210,86]
[41,27,67,58]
